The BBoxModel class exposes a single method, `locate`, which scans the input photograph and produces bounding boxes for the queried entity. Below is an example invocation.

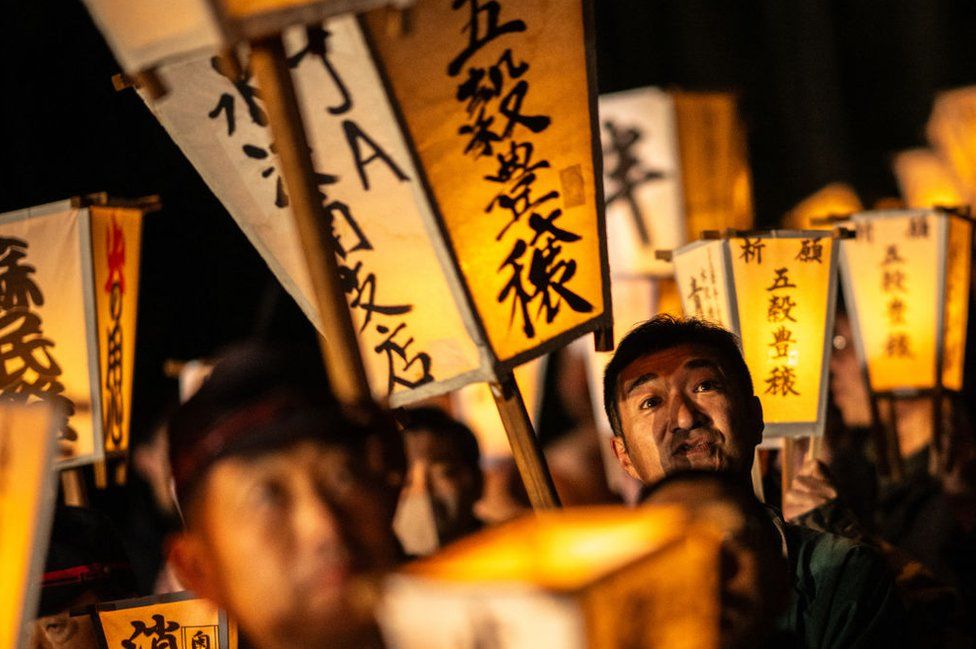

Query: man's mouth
[674,438,719,459]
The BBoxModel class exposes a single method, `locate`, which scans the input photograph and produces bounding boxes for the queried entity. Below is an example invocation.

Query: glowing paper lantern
[672,92,754,238]
[92,592,235,649]
[136,2,610,407]
[893,149,966,210]
[782,183,863,230]
[671,232,840,438]
[0,200,144,468]
[598,87,685,277]
[0,403,59,649]
[379,507,721,649]
[927,87,976,199]
[838,209,972,394]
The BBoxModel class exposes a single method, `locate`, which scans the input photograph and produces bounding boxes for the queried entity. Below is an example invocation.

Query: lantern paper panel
[729,236,836,431]
[598,87,685,277]
[893,149,966,210]
[378,507,721,649]
[942,216,972,391]
[362,0,611,367]
[0,202,105,467]
[671,239,735,330]
[90,207,143,457]
[672,92,754,239]
[80,0,223,74]
[94,592,235,649]
[839,211,944,393]
[0,403,59,649]
[927,87,976,199]
[139,17,490,406]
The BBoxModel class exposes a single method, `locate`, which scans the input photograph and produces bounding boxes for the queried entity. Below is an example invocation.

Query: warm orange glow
[97,596,226,647]
[927,87,976,197]
[672,240,734,329]
[893,149,966,209]
[942,217,972,390]
[782,183,862,230]
[840,211,961,392]
[0,404,57,649]
[90,207,143,457]
[672,92,754,238]
[364,2,607,364]
[730,237,835,428]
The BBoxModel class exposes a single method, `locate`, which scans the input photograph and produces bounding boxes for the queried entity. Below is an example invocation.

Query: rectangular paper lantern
[378,507,721,649]
[93,592,235,649]
[138,5,610,406]
[362,0,611,365]
[598,87,685,277]
[0,201,143,468]
[0,403,59,649]
[839,209,972,393]
[672,232,840,438]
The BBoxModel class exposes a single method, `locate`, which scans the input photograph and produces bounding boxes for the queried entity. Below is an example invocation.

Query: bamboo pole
[60,469,88,507]
[781,437,797,498]
[490,373,561,509]
[248,35,372,407]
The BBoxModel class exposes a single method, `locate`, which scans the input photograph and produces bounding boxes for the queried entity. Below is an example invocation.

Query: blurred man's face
[400,430,481,543]
[645,480,787,649]
[828,314,872,428]
[612,344,762,483]
[173,440,397,649]
[29,594,99,649]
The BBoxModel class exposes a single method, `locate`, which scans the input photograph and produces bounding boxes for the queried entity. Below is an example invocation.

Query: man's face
[828,314,872,428]
[401,430,481,541]
[29,593,99,649]
[173,440,397,649]
[612,344,762,483]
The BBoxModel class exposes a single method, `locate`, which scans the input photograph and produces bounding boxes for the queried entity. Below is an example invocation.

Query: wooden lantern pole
[248,35,372,407]
[491,373,561,509]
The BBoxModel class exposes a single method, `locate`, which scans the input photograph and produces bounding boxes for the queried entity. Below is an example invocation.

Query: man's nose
[293,484,344,551]
[670,391,705,431]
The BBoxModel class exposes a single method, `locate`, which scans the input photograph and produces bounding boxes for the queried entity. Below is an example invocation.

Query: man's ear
[746,394,764,448]
[611,436,642,481]
[168,532,220,603]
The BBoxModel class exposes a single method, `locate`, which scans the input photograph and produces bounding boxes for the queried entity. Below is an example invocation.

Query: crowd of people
[28,315,976,648]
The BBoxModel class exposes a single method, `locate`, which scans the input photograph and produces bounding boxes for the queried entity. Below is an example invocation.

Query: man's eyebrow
[623,372,657,396]
[685,358,722,372]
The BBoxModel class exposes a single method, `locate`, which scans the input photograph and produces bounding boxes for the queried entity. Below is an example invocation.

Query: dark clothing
[772,511,906,648]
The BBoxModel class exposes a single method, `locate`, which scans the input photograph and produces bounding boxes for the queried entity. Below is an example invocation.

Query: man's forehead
[618,344,724,388]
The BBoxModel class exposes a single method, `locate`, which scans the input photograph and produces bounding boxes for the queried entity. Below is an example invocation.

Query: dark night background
[3,0,976,445]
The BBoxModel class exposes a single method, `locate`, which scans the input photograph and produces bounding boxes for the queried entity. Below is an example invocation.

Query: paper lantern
[671,231,840,438]
[0,199,144,468]
[672,92,754,238]
[134,2,610,407]
[782,182,863,230]
[927,86,976,200]
[838,209,972,394]
[92,592,235,649]
[379,506,721,649]
[598,87,685,277]
[893,149,966,210]
[0,403,59,649]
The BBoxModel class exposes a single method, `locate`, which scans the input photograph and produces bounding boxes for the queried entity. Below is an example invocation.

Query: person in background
[394,408,485,556]
[603,315,905,648]
[29,506,137,649]
[167,345,401,649]
[642,471,793,649]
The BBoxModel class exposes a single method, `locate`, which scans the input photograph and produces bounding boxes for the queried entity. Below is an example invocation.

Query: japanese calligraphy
[880,242,912,358]
[739,238,765,265]
[763,249,800,397]
[0,238,76,442]
[449,0,593,338]
[602,120,665,245]
[795,238,823,263]
[203,27,435,395]
[104,217,125,448]
[122,614,179,649]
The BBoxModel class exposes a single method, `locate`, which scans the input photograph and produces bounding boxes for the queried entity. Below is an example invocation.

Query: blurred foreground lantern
[0,403,59,649]
[670,231,841,439]
[893,149,966,210]
[0,198,146,468]
[838,209,972,395]
[379,506,721,649]
[91,592,235,649]
[927,86,976,201]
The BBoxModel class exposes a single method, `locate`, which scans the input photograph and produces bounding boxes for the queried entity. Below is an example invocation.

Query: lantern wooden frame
[668,229,844,440]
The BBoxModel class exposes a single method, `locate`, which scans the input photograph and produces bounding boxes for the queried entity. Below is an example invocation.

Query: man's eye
[639,396,662,409]
[255,480,287,508]
[694,380,722,393]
